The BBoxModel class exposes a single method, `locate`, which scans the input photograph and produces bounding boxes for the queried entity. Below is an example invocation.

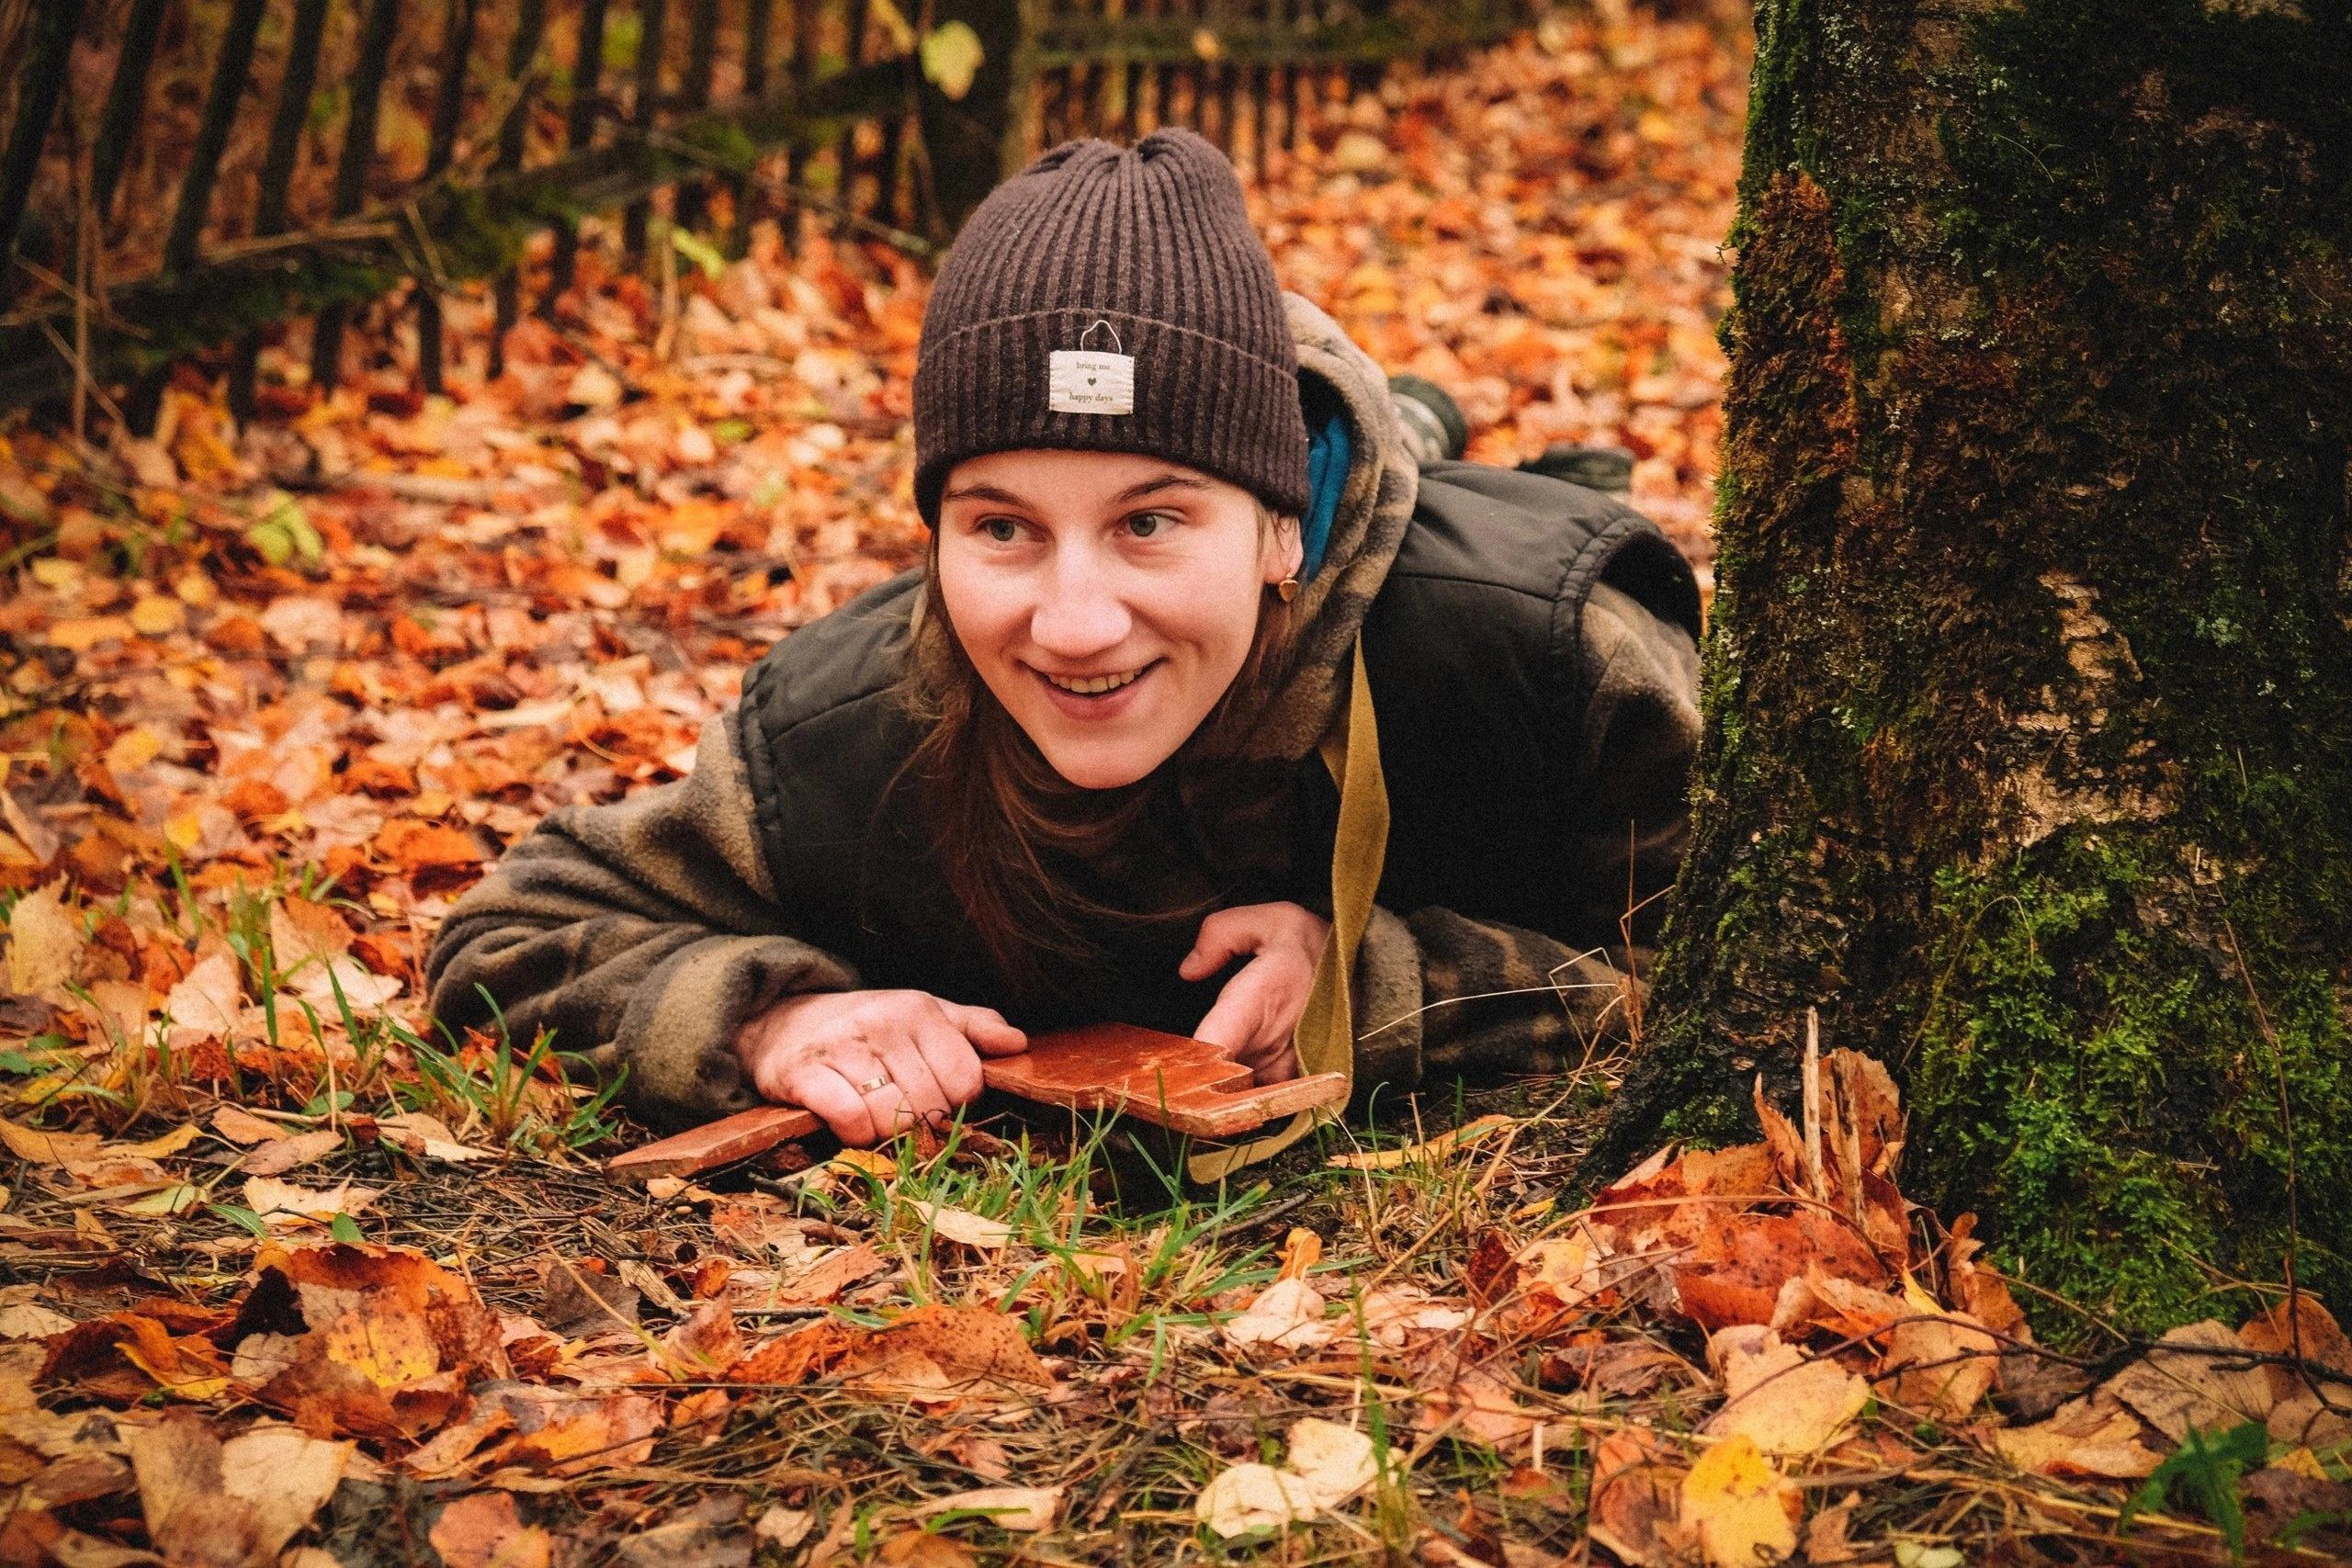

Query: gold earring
[1277,576,1300,604]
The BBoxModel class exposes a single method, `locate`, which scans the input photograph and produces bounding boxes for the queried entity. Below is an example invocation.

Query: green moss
[1910,838,2352,1341]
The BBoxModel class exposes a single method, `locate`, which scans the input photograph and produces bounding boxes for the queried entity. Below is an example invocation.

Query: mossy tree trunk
[1599,0,2352,1336]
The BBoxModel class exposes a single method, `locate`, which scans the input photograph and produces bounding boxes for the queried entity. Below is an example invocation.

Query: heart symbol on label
[1087,377,1097,385]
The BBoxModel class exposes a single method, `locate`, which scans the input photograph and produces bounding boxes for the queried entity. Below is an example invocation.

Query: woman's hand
[734,990,1028,1145]
[1181,902,1332,1085]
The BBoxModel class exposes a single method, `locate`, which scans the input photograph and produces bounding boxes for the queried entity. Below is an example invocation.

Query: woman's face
[935,450,1303,790]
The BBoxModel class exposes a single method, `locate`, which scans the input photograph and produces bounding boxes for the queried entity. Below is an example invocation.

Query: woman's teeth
[1043,668,1143,695]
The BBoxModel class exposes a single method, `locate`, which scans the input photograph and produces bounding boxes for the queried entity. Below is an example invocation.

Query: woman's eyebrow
[1110,474,1213,504]
[941,482,1029,507]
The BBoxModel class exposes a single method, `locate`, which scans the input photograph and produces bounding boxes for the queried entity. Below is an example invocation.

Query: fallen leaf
[842,1303,1055,1403]
[430,1489,555,1568]
[904,1200,1013,1251]
[1991,1393,2165,1480]
[755,1506,814,1549]
[229,1241,509,1440]
[1588,1427,1688,1568]
[213,1105,288,1145]
[1196,1463,1322,1537]
[1877,1308,1999,1421]
[2236,1294,2352,1446]
[0,1120,104,1164]
[914,1484,1065,1531]
[1328,1113,1514,1169]
[125,1411,351,1567]
[831,1146,898,1180]
[238,1128,344,1177]
[1222,1278,1334,1354]
[1285,1417,1379,1509]
[375,1111,491,1164]
[1704,1325,1870,1456]
[2100,1320,2272,1443]
[243,1175,383,1225]
[164,951,243,1043]
[1680,1434,1799,1568]
[6,880,82,997]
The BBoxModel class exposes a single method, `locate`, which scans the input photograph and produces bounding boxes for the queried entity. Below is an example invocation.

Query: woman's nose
[1028,551,1133,659]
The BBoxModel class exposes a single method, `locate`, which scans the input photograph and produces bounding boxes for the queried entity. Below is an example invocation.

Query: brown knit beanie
[912,130,1311,526]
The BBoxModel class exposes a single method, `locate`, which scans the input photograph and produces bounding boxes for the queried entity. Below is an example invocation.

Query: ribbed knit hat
[912,130,1311,526]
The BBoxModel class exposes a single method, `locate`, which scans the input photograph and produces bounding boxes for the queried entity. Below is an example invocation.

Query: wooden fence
[0,0,1526,423]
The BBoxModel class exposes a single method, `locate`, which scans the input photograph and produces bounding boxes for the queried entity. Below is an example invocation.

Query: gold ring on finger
[854,1074,892,1096]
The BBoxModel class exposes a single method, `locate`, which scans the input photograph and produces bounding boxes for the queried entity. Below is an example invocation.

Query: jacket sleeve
[1350,580,1702,1092]
[425,711,858,1127]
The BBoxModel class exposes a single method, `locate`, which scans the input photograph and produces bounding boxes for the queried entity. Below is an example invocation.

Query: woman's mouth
[1030,660,1159,717]
[1039,665,1147,695]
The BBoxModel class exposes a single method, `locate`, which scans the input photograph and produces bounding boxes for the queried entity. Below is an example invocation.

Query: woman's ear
[1265,513,1305,585]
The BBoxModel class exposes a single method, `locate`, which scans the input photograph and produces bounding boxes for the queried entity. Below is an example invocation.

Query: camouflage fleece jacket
[427,296,1703,1128]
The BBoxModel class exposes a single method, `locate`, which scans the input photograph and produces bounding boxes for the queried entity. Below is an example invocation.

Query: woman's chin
[1041,748,1165,791]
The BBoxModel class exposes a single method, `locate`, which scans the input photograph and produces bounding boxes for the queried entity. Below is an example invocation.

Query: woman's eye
[1126,512,1171,539]
[982,518,1021,543]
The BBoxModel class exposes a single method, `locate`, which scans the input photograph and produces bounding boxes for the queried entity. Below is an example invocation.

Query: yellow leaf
[1680,1435,1799,1568]
[130,595,185,636]
[119,1122,203,1161]
[1192,26,1221,60]
[104,726,165,774]
[1329,1113,1515,1170]
[919,20,984,99]
[1705,1326,1871,1456]
[0,1119,104,1164]
[831,1147,897,1180]
[913,1484,1063,1532]
[1275,1226,1322,1281]
[903,1199,1012,1250]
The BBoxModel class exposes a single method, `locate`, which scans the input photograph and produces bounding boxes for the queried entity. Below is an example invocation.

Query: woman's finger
[784,1062,880,1146]
[1180,907,1269,982]
[871,1032,953,1126]
[941,1001,1029,1057]
[1193,958,1276,1057]
[912,1016,987,1106]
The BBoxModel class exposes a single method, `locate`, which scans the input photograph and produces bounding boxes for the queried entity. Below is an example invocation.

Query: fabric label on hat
[1048,350,1136,415]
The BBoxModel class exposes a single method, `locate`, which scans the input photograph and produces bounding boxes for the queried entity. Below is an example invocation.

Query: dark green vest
[732,462,1701,1033]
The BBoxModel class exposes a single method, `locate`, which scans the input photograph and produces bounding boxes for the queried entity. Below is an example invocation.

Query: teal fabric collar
[1301,409,1350,581]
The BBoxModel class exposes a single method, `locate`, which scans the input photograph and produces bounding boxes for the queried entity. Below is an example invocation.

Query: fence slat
[230,0,333,423]
[419,0,481,394]
[163,0,269,276]
[88,0,170,224]
[547,0,614,308]
[673,0,722,231]
[311,0,403,393]
[623,0,672,256]
[487,0,551,378]
[728,0,776,254]
[0,0,75,296]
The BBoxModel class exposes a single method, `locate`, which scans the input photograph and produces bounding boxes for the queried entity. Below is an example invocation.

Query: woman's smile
[1033,659,1159,716]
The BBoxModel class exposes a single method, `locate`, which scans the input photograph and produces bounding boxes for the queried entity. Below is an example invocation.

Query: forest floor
[5,3,2352,1564]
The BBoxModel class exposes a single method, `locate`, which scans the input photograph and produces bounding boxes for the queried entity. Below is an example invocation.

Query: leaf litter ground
[5,4,2352,1563]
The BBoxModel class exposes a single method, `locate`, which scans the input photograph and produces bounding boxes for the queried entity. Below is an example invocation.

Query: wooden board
[605,1024,1345,1182]
[604,1103,822,1184]
[981,1023,1348,1139]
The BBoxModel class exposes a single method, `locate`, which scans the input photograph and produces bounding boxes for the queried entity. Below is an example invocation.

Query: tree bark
[1600,0,2352,1337]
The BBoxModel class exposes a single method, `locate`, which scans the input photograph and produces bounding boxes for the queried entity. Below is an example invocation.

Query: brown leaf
[1877,1310,2000,1421]
[430,1490,554,1568]
[237,1129,344,1178]
[1587,1427,1687,1568]
[6,880,82,998]
[2102,1319,2275,1443]
[843,1303,1055,1403]
[1673,1211,1883,1332]
[227,1242,508,1440]
[1991,1392,2166,1479]
[125,1412,351,1568]
[2238,1294,2352,1446]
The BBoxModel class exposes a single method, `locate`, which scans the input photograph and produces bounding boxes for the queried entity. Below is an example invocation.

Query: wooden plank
[673,0,723,231]
[604,1023,1344,1182]
[981,1024,1347,1140]
[230,0,332,423]
[605,1104,824,1183]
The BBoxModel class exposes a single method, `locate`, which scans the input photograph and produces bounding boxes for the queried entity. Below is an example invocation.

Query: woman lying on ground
[426,130,1703,1163]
